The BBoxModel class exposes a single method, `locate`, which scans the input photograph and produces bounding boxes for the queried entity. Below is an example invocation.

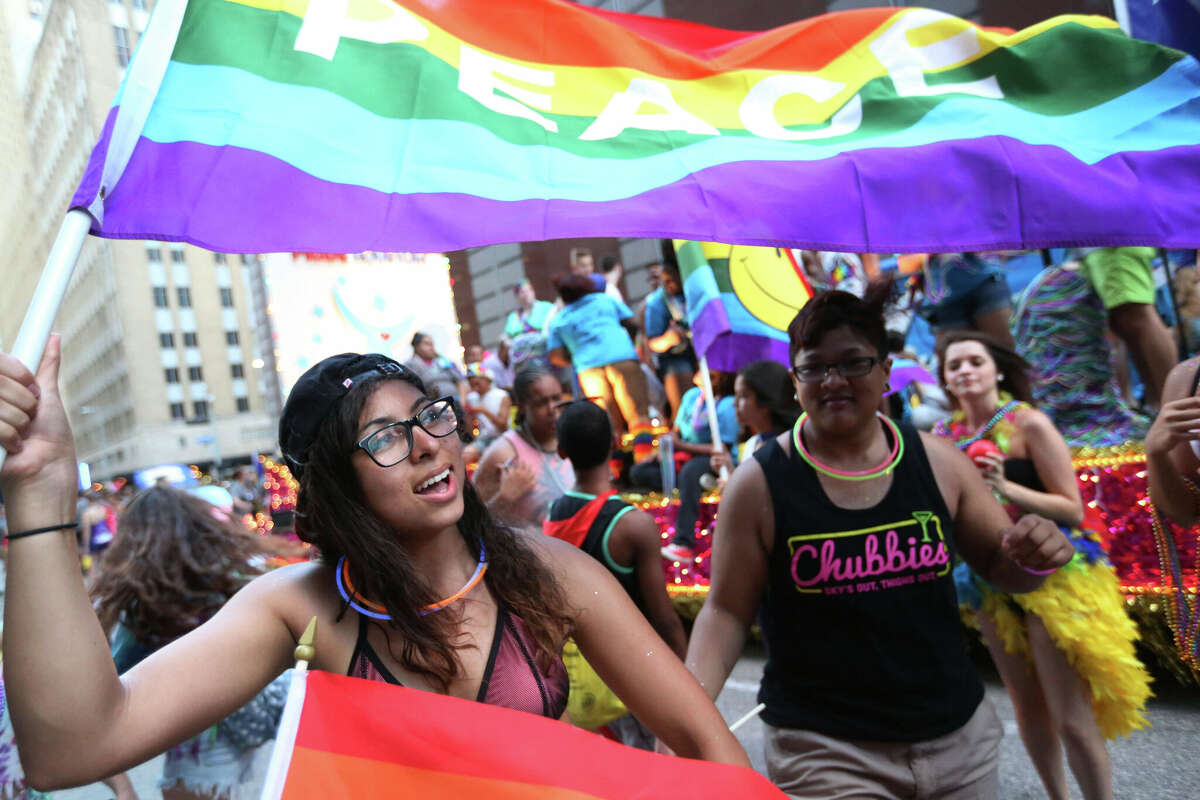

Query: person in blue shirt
[629,371,739,561]
[547,273,652,453]
[644,260,696,418]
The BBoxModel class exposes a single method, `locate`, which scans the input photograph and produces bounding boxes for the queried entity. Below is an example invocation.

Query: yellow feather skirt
[973,559,1152,739]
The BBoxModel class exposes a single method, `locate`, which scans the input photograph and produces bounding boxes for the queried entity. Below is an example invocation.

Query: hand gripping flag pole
[259,616,318,800]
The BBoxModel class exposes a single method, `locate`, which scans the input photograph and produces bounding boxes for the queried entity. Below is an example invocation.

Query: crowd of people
[0,244,1196,799]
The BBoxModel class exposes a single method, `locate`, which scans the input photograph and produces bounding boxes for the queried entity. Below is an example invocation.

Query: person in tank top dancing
[0,342,752,792]
[685,284,1075,799]
[934,331,1149,800]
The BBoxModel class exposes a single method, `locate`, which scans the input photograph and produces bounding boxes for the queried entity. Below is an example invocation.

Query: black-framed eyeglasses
[356,397,459,468]
[792,357,879,383]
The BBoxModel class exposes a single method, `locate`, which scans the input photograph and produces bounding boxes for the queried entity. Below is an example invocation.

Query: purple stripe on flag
[689,297,732,364]
[71,106,119,211]
[79,137,1200,253]
[703,333,791,373]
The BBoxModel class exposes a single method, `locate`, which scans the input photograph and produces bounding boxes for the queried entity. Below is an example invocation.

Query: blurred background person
[404,331,468,403]
[546,400,689,749]
[1078,247,1176,411]
[630,370,739,562]
[918,252,1016,350]
[547,273,654,458]
[600,253,626,304]
[462,363,512,464]
[504,278,556,341]
[644,260,696,419]
[93,486,289,800]
[473,365,574,530]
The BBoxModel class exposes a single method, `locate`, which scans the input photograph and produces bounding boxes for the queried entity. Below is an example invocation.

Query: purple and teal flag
[71,1,1200,254]
[674,241,814,372]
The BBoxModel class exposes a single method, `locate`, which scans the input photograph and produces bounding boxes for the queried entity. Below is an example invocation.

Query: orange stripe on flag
[282,671,783,798]
[281,746,605,800]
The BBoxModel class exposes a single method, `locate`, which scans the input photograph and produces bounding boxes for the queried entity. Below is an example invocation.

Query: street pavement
[53,641,1198,799]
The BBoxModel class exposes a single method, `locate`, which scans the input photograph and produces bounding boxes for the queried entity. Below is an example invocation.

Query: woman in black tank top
[936,331,1150,800]
[684,284,1075,800]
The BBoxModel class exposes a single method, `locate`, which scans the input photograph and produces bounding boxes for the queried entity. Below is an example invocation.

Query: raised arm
[685,458,770,702]
[1146,358,1200,526]
[0,339,295,789]
[921,432,1074,594]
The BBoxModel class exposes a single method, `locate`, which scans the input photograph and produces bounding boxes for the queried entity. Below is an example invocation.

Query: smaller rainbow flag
[674,241,814,372]
[260,669,783,799]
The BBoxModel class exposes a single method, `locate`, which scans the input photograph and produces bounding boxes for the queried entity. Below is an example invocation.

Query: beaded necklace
[946,396,1021,451]
[792,411,905,481]
[335,544,488,620]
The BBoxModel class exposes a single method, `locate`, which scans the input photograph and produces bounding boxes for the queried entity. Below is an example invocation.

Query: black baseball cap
[278,353,413,477]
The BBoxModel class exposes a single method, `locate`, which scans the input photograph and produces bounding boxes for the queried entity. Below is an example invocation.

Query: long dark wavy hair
[90,487,266,648]
[295,369,574,690]
[738,360,802,432]
[935,329,1034,406]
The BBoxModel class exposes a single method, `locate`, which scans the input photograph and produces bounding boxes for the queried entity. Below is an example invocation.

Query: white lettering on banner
[458,45,559,133]
[868,8,1002,99]
[739,74,863,140]
[579,78,721,141]
[294,0,429,61]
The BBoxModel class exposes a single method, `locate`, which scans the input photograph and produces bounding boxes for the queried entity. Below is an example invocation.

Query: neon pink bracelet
[1021,565,1058,576]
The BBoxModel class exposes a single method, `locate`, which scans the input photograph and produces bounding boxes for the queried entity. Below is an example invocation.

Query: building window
[113,26,131,67]
[169,402,186,419]
[231,364,245,378]
[240,254,256,265]
[188,366,204,381]
[158,332,174,348]
[171,249,186,263]
[236,397,250,413]
[133,0,147,10]
[146,247,162,262]
[177,287,192,307]
[225,330,239,345]
[164,367,180,383]
[152,287,169,307]
[214,253,227,264]
[193,400,209,419]
[219,288,234,308]
[182,332,198,347]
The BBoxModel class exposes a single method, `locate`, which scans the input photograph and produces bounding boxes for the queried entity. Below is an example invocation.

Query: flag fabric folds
[674,241,813,372]
[72,0,1200,254]
[258,669,784,799]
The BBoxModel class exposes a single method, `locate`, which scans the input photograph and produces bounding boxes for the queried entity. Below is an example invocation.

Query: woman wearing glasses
[934,332,1149,800]
[0,343,751,791]
[684,284,1075,799]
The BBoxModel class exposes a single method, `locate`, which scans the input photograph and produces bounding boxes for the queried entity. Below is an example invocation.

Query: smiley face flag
[673,241,814,372]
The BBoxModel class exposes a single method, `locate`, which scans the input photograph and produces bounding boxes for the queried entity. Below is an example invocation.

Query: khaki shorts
[764,697,1002,800]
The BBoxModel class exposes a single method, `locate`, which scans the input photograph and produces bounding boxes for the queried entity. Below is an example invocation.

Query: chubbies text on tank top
[788,512,950,594]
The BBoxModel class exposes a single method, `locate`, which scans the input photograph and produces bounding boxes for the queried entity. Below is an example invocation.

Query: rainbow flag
[674,241,812,372]
[259,669,782,798]
[71,1,1200,254]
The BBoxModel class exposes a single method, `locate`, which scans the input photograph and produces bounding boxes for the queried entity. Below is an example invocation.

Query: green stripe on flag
[171,0,1181,159]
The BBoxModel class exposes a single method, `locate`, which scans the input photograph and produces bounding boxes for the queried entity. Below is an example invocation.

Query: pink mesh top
[347,607,569,719]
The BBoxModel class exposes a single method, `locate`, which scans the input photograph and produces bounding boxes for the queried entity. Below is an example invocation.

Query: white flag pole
[259,617,317,800]
[0,0,188,471]
[0,209,92,471]
[696,357,729,481]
